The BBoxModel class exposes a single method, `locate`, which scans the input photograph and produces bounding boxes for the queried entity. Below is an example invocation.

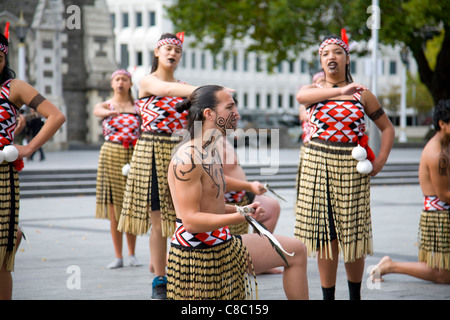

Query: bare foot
[370,256,392,282]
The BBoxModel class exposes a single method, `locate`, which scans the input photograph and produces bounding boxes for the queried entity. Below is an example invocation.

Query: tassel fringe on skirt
[294,139,373,262]
[118,132,180,237]
[167,236,257,300]
[418,209,450,270]
[0,163,20,272]
[95,141,134,222]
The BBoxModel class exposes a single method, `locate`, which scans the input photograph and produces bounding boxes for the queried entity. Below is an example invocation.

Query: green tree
[166,0,449,105]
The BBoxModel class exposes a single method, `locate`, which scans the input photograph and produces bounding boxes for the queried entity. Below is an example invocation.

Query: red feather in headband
[176,31,184,43]
[341,28,348,46]
[4,22,9,40]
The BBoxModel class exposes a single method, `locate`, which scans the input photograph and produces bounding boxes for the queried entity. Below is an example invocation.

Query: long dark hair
[320,35,353,84]
[175,85,224,138]
[151,33,182,73]
[0,34,16,83]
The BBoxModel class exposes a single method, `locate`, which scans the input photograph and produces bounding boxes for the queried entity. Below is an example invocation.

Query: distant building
[0,0,117,148]
[106,0,417,120]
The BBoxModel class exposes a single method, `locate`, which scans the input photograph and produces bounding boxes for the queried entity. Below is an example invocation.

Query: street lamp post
[369,0,381,155]
[16,11,28,81]
[399,46,409,143]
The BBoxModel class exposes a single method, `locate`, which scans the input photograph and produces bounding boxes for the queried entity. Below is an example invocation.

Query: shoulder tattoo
[28,93,46,110]
[172,146,199,182]
[439,145,449,176]
[367,107,385,122]
[172,144,225,198]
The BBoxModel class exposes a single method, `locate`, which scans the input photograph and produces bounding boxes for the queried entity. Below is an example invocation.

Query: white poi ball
[3,145,19,162]
[122,163,131,176]
[352,145,367,161]
[0,150,4,163]
[356,159,373,175]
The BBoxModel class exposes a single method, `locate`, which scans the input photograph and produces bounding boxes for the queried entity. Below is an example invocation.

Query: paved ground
[10,147,450,301]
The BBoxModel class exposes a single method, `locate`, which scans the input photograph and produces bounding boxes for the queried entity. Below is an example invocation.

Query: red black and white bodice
[0,80,19,147]
[171,219,232,249]
[137,94,187,134]
[102,103,140,146]
[306,92,366,143]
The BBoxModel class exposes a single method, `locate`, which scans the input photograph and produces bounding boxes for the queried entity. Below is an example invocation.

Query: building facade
[0,0,117,148]
[106,0,417,120]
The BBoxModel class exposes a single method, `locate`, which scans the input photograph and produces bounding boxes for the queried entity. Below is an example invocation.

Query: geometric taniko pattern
[0,80,18,147]
[138,95,187,134]
[306,94,366,143]
[224,190,246,203]
[102,105,140,144]
[171,220,232,248]
[423,196,450,211]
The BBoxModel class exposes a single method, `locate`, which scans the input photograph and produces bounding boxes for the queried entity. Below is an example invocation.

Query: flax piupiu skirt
[0,163,20,272]
[95,140,134,222]
[167,236,257,300]
[118,131,180,237]
[418,209,450,270]
[294,139,373,262]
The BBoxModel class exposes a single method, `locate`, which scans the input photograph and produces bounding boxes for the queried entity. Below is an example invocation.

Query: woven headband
[111,69,132,80]
[319,38,349,56]
[0,43,7,55]
[1,22,9,55]
[156,31,185,49]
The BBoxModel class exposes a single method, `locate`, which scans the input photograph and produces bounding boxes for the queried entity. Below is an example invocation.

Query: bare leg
[345,257,365,283]
[254,195,280,233]
[1,227,24,299]
[0,262,12,300]
[317,240,339,288]
[149,210,167,277]
[109,205,123,259]
[242,233,309,300]
[106,206,125,268]
[253,195,282,274]
[371,256,450,284]
[125,232,137,256]
[345,256,365,300]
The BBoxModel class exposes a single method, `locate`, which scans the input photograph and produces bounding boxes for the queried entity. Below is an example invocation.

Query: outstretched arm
[296,83,368,107]
[93,101,119,119]
[139,74,197,98]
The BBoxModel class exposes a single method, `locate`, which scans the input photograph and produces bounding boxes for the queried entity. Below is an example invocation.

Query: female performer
[118,33,198,299]
[94,69,141,269]
[295,32,395,300]
[0,29,66,299]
